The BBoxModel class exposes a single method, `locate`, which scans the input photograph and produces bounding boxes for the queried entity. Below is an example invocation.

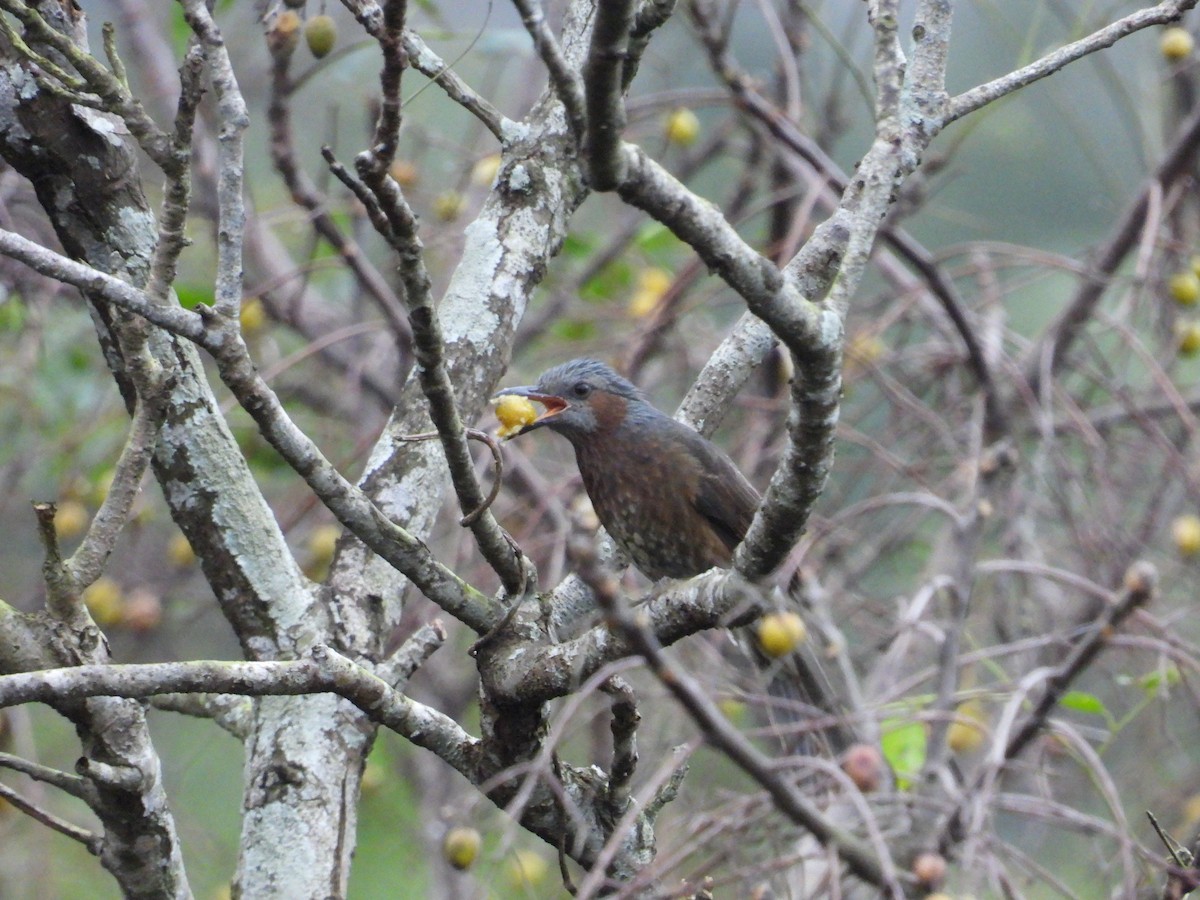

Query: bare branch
[946,0,1199,125]
[0,779,102,854]
[512,0,586,143]
[0,646,483,779]
[583,0,636,189]
[572,541,905,895]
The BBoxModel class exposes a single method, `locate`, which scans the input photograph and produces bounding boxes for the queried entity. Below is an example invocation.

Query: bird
[494,358,760,581]
[497,359,854,752]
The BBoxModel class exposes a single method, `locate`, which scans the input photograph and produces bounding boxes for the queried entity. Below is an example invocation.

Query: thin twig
[0,752,87,798]
[0,780,102,854]
[571,541,905,895]
[511,0,586,143]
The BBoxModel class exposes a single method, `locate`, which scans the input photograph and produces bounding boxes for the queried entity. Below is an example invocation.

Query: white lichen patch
[72,106,129,146]
[507,163,532,193]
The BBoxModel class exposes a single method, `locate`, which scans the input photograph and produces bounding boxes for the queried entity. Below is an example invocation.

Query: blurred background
[1,0,1198,896]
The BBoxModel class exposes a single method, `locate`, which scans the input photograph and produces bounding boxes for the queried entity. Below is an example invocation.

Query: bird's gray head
[493,358,649,439]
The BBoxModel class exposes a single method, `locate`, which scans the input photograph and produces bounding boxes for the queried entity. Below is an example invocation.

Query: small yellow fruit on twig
[756,611,807,657]
[54,500,89,540]
[83,577,125,627]
[504,849,548,888]
[1172,513,1200,556]
[305,15,337,59]
[947,699,987,753]
[432,190,465,222]
[441,826,482,871]
[307,524,341,564]
[168,532,196,567]
[1169,270,1200,305]
[1162,26,1195,61]
[664,107,701,145]
[1177,321,1200,356]
[471,154,502,186]
[268,10,302,59]
[389,159,418,186]
[240,298,266,334]
[627,267,673,318]
[494,394,539,438]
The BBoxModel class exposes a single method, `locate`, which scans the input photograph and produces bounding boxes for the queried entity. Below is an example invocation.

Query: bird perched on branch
[497,359,853,752]
[494,358,760,580]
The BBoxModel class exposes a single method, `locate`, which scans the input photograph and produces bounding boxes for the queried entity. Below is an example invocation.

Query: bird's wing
[679,426,762,553]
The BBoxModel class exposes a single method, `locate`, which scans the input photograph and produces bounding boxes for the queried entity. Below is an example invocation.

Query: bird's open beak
[491,385,568,437]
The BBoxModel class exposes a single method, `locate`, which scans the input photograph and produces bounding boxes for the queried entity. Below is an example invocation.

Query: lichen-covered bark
[0,19,310,898]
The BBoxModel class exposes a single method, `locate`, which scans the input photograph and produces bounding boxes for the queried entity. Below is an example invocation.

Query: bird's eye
[571,381,592,398]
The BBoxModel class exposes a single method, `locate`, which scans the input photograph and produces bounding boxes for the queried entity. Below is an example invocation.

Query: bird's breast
[573,429,732,579]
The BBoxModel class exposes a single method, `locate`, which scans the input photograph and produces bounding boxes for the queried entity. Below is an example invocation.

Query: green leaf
[579,261,631,303]
[175,284,213,311]
[1060,691,1107,717]
[1138,665,1180,695]
[880,718,926,790]
[551,319,596,341]
[0,297,26,331]
[634,222,681,256]
[562,233,594,259]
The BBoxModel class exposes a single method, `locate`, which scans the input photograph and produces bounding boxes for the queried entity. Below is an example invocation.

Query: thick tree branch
[0,647,483,779]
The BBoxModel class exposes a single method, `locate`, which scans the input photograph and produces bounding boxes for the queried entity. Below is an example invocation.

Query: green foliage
[174,283,213,310]
[551,318,596,341]
[1060,690,1108,718]
[880,716,926,789]
[0,296,25,331]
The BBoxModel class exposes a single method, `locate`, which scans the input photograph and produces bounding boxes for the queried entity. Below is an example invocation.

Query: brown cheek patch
[590,392,628,432]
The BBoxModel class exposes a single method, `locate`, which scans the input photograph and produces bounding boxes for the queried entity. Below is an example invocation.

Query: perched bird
[494,358,760,580]
[499,359,853,751]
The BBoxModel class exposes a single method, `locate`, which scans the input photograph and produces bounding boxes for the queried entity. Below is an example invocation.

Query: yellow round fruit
[504,849,548,889]
[493,394,539,438]
[756,611,807,658]
[717,697,746,723]
[360,759,387,794]
[269,10,302,58]
[83,577,124,626]
[54,500,89,540]
[442,826,482,871]
[471,154,502,186]
[168,532,196,567]
[304,14,337,59]
[1172,513,1200,556]
[846,333,886,366]
[389,159,419,187]
[664,107,700,146]
[240,298,266,334]
[1177,321,1200,355]
[432,190,465,222]
[628,267,673,318]
[947,700,986,753]
[1169,270,1200,305]
[307,524,341,563]
[1162,27,1195,61]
